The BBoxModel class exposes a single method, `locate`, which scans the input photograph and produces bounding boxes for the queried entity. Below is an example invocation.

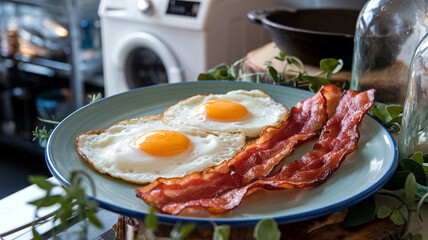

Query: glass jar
[351,0,428,104]
[399,33,428,158]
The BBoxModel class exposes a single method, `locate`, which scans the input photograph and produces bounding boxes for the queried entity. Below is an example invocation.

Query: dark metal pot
[248,8,360,69]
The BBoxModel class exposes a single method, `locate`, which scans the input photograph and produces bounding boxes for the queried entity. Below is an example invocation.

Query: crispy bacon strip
[136,85,342,214]
[157,89,375,214]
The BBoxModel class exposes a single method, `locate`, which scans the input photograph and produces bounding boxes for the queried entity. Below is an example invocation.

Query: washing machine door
[110,32,182,94]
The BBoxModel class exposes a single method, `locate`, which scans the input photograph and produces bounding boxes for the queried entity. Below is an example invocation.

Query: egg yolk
[199,100,248,122]
[133,130,191,157]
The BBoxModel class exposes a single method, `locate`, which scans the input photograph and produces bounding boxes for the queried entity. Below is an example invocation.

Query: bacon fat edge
[136,85,343,214]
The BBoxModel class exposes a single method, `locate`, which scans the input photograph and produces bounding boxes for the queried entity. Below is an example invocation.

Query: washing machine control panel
[166,0,200,17]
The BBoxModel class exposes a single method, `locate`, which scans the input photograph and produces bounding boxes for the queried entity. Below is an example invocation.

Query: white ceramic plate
[45,81,398,227]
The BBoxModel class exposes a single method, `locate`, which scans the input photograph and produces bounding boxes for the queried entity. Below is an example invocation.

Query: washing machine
[99,0,279,96]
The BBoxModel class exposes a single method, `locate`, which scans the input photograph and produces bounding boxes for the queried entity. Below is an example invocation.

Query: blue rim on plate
[45,81,398,227]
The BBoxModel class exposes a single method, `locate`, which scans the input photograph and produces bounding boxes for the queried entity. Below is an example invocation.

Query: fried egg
[76,115,246,184]
[162,89,289,138]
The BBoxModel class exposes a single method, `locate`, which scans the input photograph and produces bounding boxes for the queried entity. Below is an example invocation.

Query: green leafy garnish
[377,205,393,219]
[89,92,103,103]
[400,158,426,186]
[374,173,425,239]
[32,126,53,145]
[145,206,159,233]
[29,171,102,239]
[174,223,196,239]
[212,224,231,240]
[369,103,403,132]
[320,58,343,77]
[197,63,236,81]
[197,48,346,93]
[253,218,281,240]
[265,52,344,92]
[32,93,103,145]
[390,209,406,226]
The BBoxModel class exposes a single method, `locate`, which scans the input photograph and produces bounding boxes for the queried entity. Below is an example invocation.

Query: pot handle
[247,9,277,25]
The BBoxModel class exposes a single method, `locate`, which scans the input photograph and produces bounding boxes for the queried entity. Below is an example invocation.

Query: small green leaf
[389,210,406,225]
[28,176,56,191]
[28,195,63,208]
[37,117,60,125]
[253,219,281,240]
[212,69,229,80]
[144,206,158,230]
[302,75,331,92]
[87,212,103,228]
[205,63,235,80]
[274,51,287,61]
[178,223,195,239]
[411,153,428,184]
[197,73,215,80]
[369,105,388,123]
[89,93,103,103]
[320,58,343,74]
[213,225,231,240]
[342,196,375,227]
[410,152,423,163]
[268,66,280,84]
[377,205,393,219]
[404,173,417,208]
[228,66,237,79]
[207,63,228,75]
[57,201,73,228]
[400,159,426,185]
[385,105,404,119]
[369,103,403,132]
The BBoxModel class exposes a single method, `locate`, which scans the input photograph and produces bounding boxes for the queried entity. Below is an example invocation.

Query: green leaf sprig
[88,92,103,103]
[342,102,428,239]
[369,103,403,132]
[32,125,54,145]
[197,49,346,93]
[253,218,281,240]
[32,93,103,145]
[375,173,424,240]
[197,59,266,83]
[265,52,344,92]
[140,209,281,240]
[28,171,102,239]
[342,152,428,239]
[197,63,237,81]
[212,224,231,240]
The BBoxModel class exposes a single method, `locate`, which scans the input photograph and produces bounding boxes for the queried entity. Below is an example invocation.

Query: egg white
[76,115,246,184]
[162,89,289,138]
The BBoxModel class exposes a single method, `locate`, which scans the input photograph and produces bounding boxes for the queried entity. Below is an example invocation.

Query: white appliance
[99,0,279,96]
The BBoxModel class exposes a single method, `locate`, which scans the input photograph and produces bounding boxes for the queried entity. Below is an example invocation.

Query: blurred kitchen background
[0,0,367,199]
